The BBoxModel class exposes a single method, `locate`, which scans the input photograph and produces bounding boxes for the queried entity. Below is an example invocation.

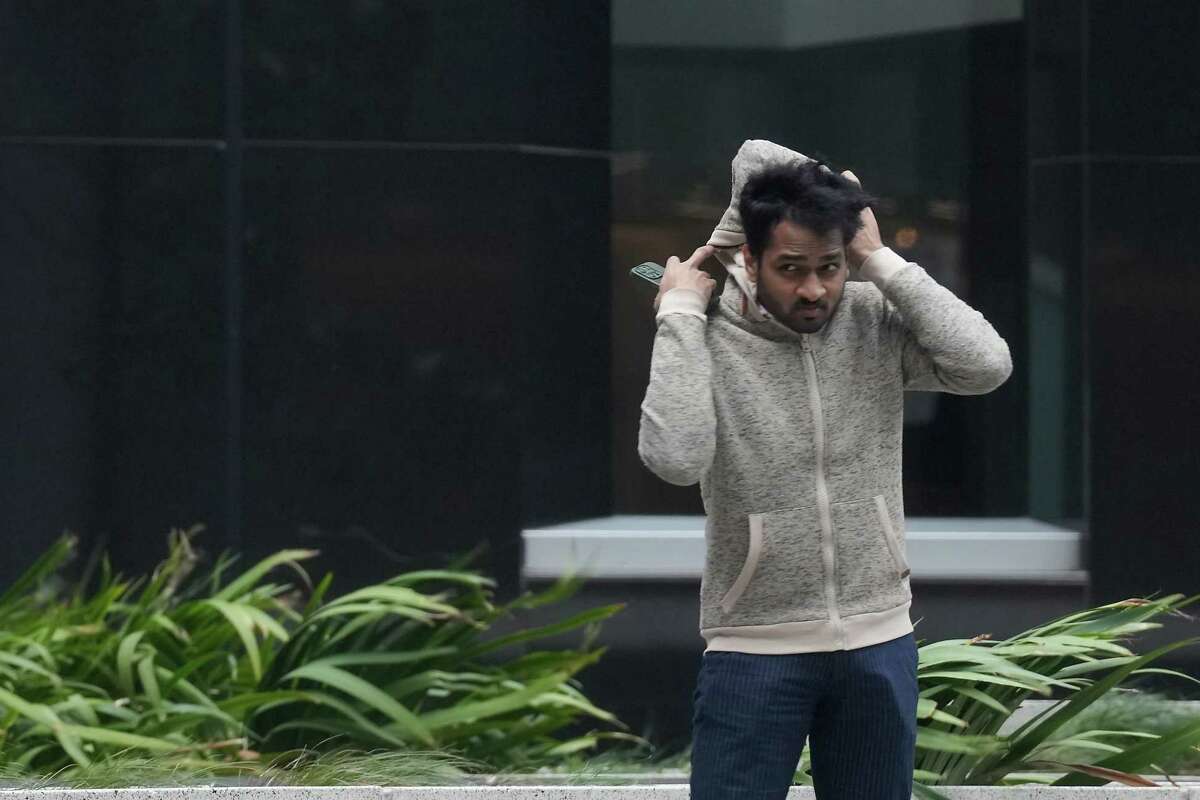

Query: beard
[758,292,834,333]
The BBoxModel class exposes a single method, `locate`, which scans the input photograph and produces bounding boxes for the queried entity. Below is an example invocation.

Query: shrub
[0,528,634,783]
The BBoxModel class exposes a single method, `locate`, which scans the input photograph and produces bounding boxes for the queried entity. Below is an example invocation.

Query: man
[637,140,1012,799]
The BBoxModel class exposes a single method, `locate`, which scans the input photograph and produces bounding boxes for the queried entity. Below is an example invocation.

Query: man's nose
[796,273,826,302]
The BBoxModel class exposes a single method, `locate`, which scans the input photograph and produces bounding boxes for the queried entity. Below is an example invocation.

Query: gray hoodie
[637,140,1013,654]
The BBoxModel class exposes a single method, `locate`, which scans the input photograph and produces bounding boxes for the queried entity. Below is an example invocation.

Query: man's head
[738,161,874,334]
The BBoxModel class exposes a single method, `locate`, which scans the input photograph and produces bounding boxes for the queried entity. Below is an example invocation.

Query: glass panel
[611,1,1026,515]
[1029,164,1084,524]
[0,145,225,582]
[0,3,223,137]
[242,2,608,148]
[1087,2,1200,157]
[241,147,610,586]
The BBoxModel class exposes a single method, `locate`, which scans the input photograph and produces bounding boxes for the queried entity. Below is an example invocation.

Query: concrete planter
[1,785,1200,799]
[387,789,1200,799]
[0,791,380,800]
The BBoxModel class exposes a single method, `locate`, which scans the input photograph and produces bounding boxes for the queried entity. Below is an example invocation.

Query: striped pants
[689,632,919,799]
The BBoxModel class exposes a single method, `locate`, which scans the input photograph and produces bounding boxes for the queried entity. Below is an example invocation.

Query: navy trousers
[689,632,919,799]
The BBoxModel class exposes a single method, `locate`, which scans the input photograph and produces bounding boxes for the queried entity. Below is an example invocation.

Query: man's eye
[821,263,838,272]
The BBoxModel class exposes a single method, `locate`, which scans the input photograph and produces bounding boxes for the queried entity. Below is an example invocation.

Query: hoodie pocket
[830,494,912,617]
[874,495,911,579]
[716,505,829,626]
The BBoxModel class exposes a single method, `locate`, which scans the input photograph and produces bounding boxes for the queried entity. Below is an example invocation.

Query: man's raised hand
[841,169,884,271]
[654,245,717,312]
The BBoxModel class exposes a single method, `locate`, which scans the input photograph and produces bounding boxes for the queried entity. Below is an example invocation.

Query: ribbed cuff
[655,287,708,322]
[858,246,909,286]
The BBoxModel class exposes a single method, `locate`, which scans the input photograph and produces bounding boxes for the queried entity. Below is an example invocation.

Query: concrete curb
[384,788,1197,799]
[0,790,381,800]
[0,784,1198,799]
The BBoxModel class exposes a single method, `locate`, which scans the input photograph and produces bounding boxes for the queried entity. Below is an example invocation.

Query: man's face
[743,219,848,334]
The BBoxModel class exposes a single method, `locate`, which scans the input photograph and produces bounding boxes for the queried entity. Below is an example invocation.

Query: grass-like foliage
[900,592,1200,798]
[5,529,1197,792]
[0,528,634,783]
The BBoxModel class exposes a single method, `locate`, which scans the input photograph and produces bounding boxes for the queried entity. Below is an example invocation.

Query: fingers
[842,169,861,187]
[665,245,714,274]
[658,245,716,308]
[686,244,715,267]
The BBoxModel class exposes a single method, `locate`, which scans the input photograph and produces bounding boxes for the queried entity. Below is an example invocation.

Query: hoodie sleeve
[860,247,1013,395]
[637,290,717,486]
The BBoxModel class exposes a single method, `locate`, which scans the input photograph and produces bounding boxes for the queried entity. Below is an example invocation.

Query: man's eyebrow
[778,250,842,261]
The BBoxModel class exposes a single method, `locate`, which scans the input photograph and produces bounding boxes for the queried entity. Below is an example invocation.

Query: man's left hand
[842,169,885,271]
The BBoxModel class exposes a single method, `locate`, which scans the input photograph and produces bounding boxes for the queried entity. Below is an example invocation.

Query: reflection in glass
[611,3,1024,515]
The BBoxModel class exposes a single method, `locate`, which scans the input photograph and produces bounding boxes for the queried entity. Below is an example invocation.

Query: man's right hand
[654,245,716,312]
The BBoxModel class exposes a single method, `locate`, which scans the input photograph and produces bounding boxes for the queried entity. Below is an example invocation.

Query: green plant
[0,528,635,782]
[1048,689,1200,773]
[480,594,1200,796]
[904,592,1200,796]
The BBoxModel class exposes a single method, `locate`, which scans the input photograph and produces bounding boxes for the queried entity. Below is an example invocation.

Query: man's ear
[741,243,758,280]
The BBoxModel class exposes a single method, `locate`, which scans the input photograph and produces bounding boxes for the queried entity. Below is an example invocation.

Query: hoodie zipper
[744,291,845,647]
[801,335,844,648]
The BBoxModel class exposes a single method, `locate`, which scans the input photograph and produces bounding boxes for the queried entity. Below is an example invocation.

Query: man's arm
[842,169,1012,395]
[637,246,718,486]
[862,247,1013,394]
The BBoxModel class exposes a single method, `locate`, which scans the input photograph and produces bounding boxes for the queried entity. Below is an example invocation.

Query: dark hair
[737,159,877,258]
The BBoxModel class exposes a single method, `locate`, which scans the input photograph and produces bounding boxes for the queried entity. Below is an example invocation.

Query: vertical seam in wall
[224,0,244,551]
[1079,0,1092,598]
[1024,0,1034,514]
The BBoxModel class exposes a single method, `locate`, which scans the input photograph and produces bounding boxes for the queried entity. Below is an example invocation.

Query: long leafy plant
[0,528,633,781]
[903,592,1200,797]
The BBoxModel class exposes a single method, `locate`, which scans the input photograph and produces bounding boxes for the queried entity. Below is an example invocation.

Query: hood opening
[706,139,825,324]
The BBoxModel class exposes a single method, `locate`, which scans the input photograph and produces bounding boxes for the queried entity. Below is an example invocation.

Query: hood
[705,139,831,323]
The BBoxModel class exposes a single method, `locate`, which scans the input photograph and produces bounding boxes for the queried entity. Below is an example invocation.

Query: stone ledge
[0,790,381,800]
[386,787,1198,799]
[522,515,1082,581]
[0,784,1197,799]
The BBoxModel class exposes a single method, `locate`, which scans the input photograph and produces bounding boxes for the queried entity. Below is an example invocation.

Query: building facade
[2,0,1198,745]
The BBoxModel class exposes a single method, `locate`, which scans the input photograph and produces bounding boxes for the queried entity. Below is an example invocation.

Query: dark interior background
[0,1,612,594]
[2,0,1198,659]
[610,22,1032,521]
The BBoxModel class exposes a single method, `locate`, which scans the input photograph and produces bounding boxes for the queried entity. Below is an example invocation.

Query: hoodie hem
[700,599,913,654]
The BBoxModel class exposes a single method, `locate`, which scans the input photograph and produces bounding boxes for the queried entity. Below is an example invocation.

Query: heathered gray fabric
[637,141,1013,652]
